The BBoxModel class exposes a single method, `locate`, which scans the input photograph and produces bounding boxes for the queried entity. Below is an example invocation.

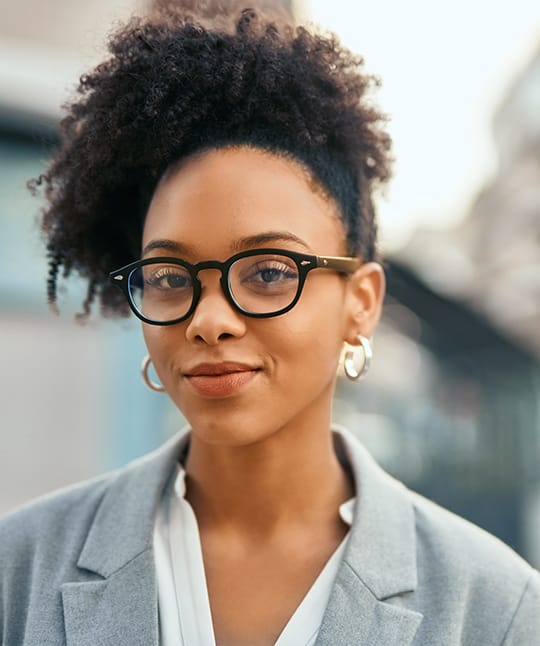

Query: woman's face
[142,146,383,446]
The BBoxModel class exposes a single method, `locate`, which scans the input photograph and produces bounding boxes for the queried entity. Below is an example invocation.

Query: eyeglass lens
[128,253,300,322]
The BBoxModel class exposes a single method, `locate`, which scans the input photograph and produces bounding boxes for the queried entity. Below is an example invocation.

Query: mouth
[184,362,261,398]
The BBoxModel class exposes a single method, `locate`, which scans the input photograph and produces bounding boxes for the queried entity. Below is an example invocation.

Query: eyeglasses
[109,248,362,326]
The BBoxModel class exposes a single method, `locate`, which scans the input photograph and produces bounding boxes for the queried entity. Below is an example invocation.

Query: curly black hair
[31,3,392,318]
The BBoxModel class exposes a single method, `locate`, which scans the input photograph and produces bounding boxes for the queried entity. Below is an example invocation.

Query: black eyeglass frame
[109,247,362,326]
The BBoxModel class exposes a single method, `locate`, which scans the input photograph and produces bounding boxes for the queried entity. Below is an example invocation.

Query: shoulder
[409,487,534,582]
[407,487,540,643]
[338,425,539,643]
[0,470,115,575]
[0,431,185,578]
[338,425,537,594]
[0,430,185,559]
[0,470,117,640]
[0,434,184,641]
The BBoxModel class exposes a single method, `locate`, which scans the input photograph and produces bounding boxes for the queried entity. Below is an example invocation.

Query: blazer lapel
[316,427,424,645]
[315,565,422,645]
[61,550,157,646]
[61,431,190,646]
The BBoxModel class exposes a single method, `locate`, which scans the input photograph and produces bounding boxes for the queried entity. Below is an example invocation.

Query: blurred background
[1,0,539,567]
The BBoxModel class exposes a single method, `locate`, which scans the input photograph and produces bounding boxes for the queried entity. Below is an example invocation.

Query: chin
[184,408,280,448]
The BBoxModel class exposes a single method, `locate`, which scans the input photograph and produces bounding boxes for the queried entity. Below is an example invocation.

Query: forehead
[142,146,346,258]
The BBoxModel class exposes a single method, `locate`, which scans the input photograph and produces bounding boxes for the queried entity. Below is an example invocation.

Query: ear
[343,262,386,345]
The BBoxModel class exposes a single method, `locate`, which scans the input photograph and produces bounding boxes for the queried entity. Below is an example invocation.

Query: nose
[185,269,246,345]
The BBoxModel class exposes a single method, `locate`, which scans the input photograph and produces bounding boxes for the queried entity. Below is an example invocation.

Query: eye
[233,257,299,299]
[245,260,298,285]
[144,265,192,290]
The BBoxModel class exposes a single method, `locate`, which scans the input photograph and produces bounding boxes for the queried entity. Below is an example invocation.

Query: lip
[185,362,259,376]
[184,362,261,398]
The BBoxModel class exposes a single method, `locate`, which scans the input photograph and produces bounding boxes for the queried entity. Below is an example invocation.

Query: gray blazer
[1,427,539,645]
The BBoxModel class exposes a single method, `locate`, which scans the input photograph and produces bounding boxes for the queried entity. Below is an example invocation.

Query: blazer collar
[62,426,422,644]
[70,425,417,589]
[315,425,423,645]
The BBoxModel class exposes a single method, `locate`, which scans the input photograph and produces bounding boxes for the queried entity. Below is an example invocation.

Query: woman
[1,4,539,645]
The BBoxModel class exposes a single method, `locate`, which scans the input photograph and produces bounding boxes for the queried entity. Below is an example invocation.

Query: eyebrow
[231,232,312,252]
[142,239,195,257]
[142,231,312,257]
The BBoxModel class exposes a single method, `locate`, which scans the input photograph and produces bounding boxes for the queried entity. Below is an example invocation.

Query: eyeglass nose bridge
[192,258,229,276]
[188,258,238,313]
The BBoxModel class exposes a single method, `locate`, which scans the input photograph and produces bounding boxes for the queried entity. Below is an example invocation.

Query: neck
[183,404,354,538]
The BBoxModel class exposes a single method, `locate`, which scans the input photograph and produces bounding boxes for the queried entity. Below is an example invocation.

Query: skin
[142,146,385,645]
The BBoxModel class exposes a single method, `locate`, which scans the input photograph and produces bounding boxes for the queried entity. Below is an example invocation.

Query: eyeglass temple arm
[316,255,363,274]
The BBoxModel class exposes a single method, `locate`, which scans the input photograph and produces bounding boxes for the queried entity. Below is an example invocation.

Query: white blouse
[153,463,355,646]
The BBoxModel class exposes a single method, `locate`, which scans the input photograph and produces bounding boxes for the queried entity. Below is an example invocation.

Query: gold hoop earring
[343,335,372,381]
[141,355,165,392]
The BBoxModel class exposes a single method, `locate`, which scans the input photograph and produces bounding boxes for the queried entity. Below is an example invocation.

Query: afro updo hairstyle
[31,1,392,319]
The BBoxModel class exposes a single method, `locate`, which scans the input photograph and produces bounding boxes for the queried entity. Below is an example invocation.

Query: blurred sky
[302,0,540,250]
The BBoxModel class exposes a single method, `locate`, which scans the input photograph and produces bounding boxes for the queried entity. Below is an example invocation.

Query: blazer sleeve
[501,571,540,645]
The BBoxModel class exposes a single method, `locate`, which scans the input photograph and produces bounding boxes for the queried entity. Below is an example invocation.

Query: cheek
[142,325,181,382]
[287,280,348,349]
[264,323,342,419]
[265,303,345,382]
[142,324,160,358]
